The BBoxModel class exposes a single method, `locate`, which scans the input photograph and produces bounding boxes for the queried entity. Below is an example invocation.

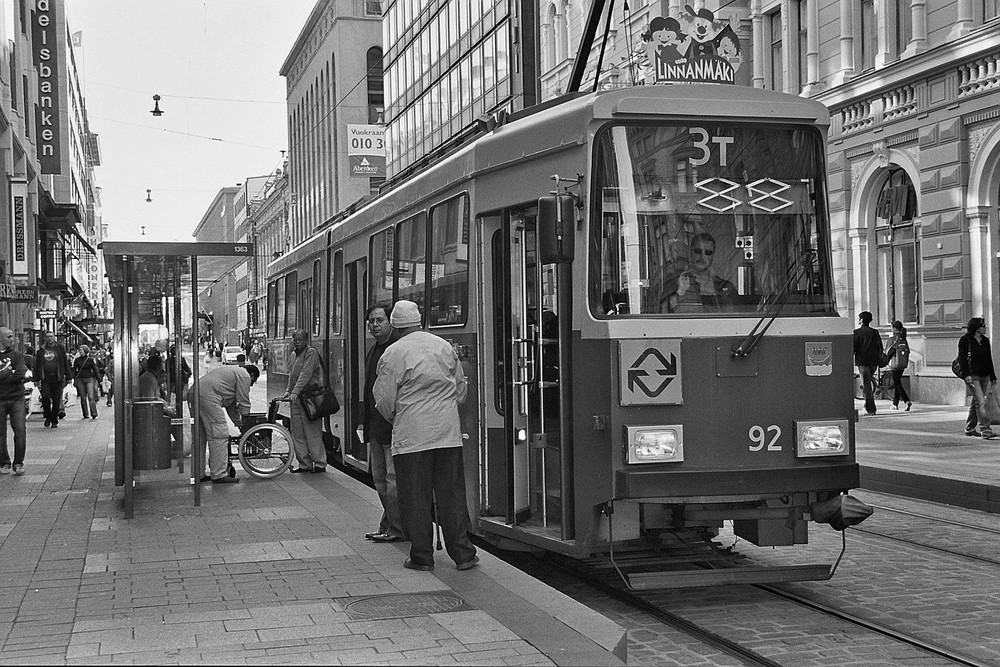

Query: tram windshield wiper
[731,250,815,358]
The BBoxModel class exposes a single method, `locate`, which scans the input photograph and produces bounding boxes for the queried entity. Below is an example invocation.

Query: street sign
[38,308,57,319]
[347,124,385,177]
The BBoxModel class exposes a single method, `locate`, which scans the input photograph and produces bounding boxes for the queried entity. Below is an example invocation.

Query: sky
[65,0,319,242]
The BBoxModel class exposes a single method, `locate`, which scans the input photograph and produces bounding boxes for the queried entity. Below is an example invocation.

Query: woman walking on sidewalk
[72,345,104,419]
[886,321,911,411]
[959,317,997,439]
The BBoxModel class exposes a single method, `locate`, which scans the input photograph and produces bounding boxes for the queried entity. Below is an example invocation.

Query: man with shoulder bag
[282,329,328,473]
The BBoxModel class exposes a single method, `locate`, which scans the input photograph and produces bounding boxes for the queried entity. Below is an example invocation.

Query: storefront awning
[61,318,94,341]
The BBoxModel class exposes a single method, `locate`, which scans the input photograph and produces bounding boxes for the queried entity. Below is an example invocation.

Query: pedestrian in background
[959,316,997,439]
[34,332,70,428]
[853,311,883,415]
[0,327,27,475]
[71,344,104,419]
[362,303,405,543]
[105,347,114,407]
[166,344,192,402]
[374,300,478,572]
[885,321,911,411]
[282,329,327,474]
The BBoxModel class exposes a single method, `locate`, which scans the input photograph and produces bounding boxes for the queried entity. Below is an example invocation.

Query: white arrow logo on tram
[627,348,677,397]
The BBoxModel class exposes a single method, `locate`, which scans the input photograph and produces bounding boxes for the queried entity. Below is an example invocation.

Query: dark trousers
[370,437,405,538]
[890,369,910,406]
[40,380,64,425]
[394,447,477,567]
[858,365,877,414]
[0,398,26,466]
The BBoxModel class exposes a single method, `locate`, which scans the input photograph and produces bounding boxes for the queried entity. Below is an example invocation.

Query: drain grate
[342,591,472,620]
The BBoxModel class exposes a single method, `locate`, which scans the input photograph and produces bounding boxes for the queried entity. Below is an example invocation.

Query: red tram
[265,83,863,585]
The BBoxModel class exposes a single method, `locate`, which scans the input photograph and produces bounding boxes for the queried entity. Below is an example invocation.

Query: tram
[266,83,862,583]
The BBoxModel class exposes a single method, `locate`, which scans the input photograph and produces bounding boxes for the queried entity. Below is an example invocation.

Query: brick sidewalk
[0,407,625,665]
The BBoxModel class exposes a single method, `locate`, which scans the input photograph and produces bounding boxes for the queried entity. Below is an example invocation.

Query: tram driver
[667,232,736,313]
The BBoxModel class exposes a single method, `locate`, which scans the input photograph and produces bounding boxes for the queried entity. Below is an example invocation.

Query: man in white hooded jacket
[373,300,478,572]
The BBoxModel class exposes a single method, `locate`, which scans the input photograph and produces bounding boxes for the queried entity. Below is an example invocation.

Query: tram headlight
[795,419,850,457]
[625,425,683,464]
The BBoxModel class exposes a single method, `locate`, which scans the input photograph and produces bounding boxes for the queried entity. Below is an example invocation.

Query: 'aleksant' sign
[32,0,62,173]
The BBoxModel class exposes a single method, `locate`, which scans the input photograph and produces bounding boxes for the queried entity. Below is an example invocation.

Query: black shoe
[965,430,981,437]
[291,467,311,474]
[905,402,912,411]
[82,415,89,419]
[403,558,433,571]
[311,466,326,473]
[456,556,480,571]
[211,476,239,484]
[93,412,98,419]
[371,533,405,543]
[43,419,50,428]
[51,422,58,428]
[199,475,212,483]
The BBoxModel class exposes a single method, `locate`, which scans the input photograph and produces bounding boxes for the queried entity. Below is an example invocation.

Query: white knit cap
[390,300,421,328]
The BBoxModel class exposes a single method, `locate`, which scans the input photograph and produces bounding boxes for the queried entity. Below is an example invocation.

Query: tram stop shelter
[102,241,254,519]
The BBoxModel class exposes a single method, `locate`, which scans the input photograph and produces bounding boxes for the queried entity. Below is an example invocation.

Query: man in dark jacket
[361,304,405,542]
[0,327,28,475]
[34,332,70,428]
[853,311,883,416]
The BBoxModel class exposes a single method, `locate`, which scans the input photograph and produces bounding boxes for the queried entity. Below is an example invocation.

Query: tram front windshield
[591,122,836,317]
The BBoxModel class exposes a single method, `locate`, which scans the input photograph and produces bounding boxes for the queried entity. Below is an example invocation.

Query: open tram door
[480,201,574,545]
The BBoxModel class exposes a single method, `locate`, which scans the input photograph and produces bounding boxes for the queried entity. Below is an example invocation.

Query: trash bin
[133,399,172,470]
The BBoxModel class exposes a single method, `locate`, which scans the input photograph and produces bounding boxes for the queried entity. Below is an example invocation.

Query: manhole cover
[343,591,471,620]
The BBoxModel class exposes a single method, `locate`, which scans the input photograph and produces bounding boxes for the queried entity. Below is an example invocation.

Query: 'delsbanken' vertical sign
[32,0,62,173]
[640,5,744,85]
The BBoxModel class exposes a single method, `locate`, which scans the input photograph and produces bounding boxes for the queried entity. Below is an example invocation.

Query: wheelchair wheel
[227,463,236,478]
[238,423,293,479]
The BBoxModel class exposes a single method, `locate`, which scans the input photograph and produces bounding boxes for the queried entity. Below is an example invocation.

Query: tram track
[510,545,994,667]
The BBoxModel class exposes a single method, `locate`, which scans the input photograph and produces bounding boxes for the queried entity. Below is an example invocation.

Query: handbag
[952,357,964,377]
[297,351,340,421]
[986,390,1000,426]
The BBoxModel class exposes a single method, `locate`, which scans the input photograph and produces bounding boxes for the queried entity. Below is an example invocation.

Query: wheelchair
[224,398,293,479]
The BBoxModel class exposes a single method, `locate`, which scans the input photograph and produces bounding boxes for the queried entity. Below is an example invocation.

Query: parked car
[222,346,245,365]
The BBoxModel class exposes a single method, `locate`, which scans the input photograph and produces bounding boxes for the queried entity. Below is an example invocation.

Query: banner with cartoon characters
[640,5,743,85]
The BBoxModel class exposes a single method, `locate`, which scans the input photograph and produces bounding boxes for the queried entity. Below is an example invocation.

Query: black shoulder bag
[298,350,340,421]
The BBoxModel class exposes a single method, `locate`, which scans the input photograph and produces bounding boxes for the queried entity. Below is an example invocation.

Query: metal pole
[192,257,201,507]
[173,259,184,474]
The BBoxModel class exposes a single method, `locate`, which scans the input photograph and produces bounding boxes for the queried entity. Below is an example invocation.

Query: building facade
[280,0,383,248]
[0,0,102,351]
[192,187,239,348]
[537,0,1000,405]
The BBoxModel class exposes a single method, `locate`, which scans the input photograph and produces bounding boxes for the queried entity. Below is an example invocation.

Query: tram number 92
[748,424,782,451]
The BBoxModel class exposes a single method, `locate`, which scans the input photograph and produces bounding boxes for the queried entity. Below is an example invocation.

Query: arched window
[874,167,919,324]
[542,3,558,70]
[558,0,571,62]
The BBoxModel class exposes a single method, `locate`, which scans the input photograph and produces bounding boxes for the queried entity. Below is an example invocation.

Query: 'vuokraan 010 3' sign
[32,0,62,173]
[639,5,744,85]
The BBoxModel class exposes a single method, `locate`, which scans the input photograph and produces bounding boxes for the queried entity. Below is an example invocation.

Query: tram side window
[312,259,322,337]
[369,228,395,308]
[284,271,298,335]
[330,250,343,335]
[396,213,427,317]
[298,277,313,337]
[267,281,278,339]
[275,277,285,336]
[428,194,469,326]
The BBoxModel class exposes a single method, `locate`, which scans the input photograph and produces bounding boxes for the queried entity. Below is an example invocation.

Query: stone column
[801,0,822,95]
[751,0,765,88]
[948,0,974,40]
[906,0,927,55]
[833,1,854,86]
[848,225,869,319]
[967,207,995,337]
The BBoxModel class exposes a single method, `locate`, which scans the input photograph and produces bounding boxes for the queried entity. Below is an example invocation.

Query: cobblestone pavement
[0,405,624,665]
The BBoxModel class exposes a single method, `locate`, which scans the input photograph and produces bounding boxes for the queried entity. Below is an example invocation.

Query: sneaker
[0,465,10,474]
[456,556,480,571]
[12,464,23,476]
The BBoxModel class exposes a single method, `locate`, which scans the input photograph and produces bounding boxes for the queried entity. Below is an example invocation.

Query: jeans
[890,369,910,406]
[0,398,26,466]
[75,377,99,417]
[965,375,995,436]
[858,365,877,414]
[369,437,405,538]
[40,380,64,425]
[394,447,477,567]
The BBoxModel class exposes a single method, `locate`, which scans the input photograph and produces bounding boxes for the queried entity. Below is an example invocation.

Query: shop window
[874,168,919,325]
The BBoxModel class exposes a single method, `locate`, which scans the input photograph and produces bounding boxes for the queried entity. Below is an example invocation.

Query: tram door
[342,259,369,471]
[490,208,563,533]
